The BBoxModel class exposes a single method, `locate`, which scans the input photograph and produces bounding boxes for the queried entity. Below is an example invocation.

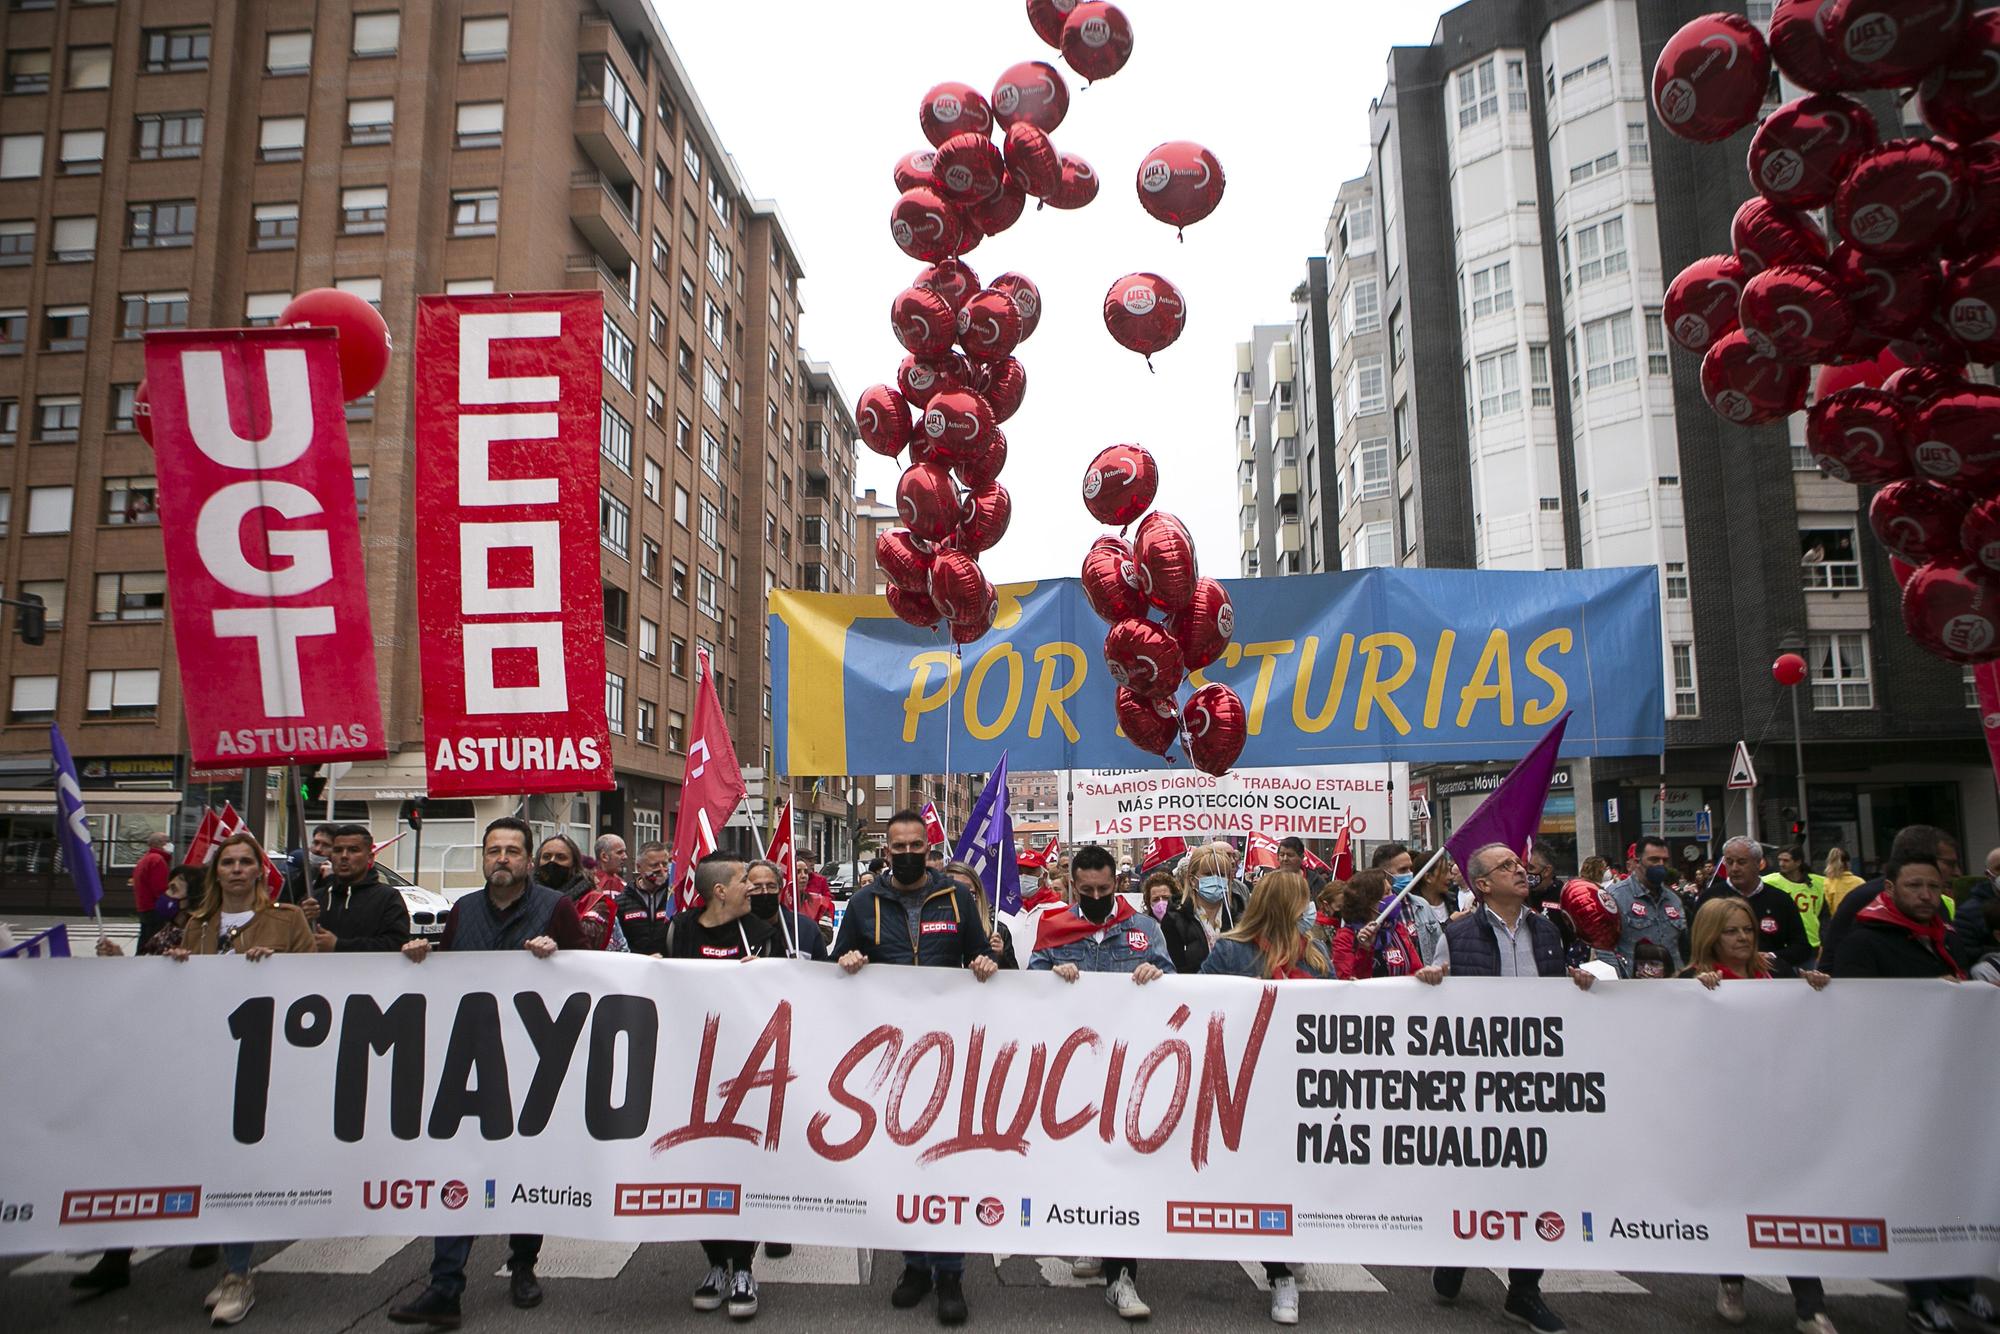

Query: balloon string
[1145,356,1156,375]
[1178,229,1185,244]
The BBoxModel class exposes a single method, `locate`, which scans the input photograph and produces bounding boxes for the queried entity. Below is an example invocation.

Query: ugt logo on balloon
[145,329,388,767]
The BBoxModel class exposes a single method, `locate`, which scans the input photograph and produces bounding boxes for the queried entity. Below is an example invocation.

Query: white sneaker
[210,1273,255,1326]
[1071,1257,1102,1280]
[1718,1279,1747,1325]
[1270,1276,1299,1325]
[1797,1314,1839,1334]
[1105,1273,1151,1320]
[203,1273,232,1309]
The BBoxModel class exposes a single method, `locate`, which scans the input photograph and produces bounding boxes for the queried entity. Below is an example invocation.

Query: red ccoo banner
[412,293,613,797]
[145,329,387,768]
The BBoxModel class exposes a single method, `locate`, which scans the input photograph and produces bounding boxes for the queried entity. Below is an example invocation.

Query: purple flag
[1444,712,1572,890]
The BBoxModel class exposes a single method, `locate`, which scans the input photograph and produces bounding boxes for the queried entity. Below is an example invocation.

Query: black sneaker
[1431,1267,1465,1304]
[694,1265,730,1312]
[69,1251,130,1294]
[727,1268,759,1320]
[188,1245,220,1270]
[387,1287,463,1328]
[935,1272,967,1326]
[1504,1288,1567,1332]
[764,1243,792,1259]
[891,1265,933,1309]
[509,1266,543,1309]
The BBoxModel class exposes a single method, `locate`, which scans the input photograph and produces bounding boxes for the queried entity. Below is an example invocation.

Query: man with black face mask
[617,840,673,956]
[535,834,626,951]
[746,858,828,961]
[1610,834,1689,973]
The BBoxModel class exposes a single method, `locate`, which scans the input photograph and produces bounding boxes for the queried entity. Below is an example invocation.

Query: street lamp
[1772,651,1809,849]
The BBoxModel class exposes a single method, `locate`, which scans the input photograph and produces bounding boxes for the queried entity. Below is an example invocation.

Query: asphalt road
[7,1239,1993,1334]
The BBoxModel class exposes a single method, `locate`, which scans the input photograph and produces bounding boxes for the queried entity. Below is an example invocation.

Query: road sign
[1695,807,1713,843]
[1604,797,1620,823]
[1726,740,1758,790]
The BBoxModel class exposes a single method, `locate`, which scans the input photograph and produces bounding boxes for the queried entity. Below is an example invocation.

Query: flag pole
[1371,845,1448,928]
[767,801,797,960]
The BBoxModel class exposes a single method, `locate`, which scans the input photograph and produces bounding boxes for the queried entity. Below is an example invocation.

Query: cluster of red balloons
[1077,444,1245,774]
[134,288,393,446]
[1653,4,2000,664]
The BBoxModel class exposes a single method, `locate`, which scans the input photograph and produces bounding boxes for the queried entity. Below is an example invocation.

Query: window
[1355,439,1391,500]
[1808,632,1873,709]
[603,584,628,643]
[59,130,105,175]
[43,306,88,352]
[456,102,503,149]
[701,428,723,481]
[1,135,43,179]
[673,485,690,527]
[1399,490,1417,551]
[334,276,381,309]
[103,476,158,525]
[86,669,160,719]
[134,111,203,161]
[651,230,670,275]
[1582,313,1637,389]
[0,220,30,267]
[19,580,62,628]
[253,202,298,250]
[265,31,312,75]
[654,158,672,200]
[37,394,81,437]
[1575,215,1627,284]
[641,537,661,582]
[1528,343,1553,407]
[698,567,721,620]
[1470,347,1520,418]
[1347,277,1381,335]
[128,200,196,248]
[639,617,659,663]
[667,710,687,752]
[50,216,94,261]
[579,55,642,151]
[600,401,633,472]
[259,116,306,162]
[0,491,8,532]
[352,12,400,58]
[143,27,210,73]
[1800,526,1862,590]
[347,98,395,146]
[461,16,509,61]
[239,292,288,327]
[644,380,666,426]
[679,273,697,316]
[6,49,50,94]
[1665,561,1689,601]
[444,278,494,295]
[1670,644,1698,717]
[1626,121,1651,165]
[702,361,724,414]
[9,676,56,724]
[1568,150,1619,183]
[0,309,23,354]
[1470,260,1513,318]
[352,466,370,518]
[1357,521,1395,568]
[1393,399,1412,458]
[1644,309,1670,376]
[1561,55,1611,86]
[1456,57,1498,127]
[0,398,14,444]
[704,297,726,352]
[26,485,73,534]
[94,571,165,623]
[642,457,662,503]
[451,188,498,237]
[1353,356,1386,417]
[699,498,721,552]
[67,46,111,90]
[706,233,732,286]
[670,636,688,677]
[684,138,703,180]
[596,320,634,393]
[600,490,631,558]
[1507,58,1528,112]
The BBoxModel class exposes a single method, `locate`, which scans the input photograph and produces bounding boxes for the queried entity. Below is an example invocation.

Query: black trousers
[1436,1266,1540,1293]
[702,1240,756,1270]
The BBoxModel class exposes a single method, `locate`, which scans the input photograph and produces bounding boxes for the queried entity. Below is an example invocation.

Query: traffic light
[15,594,44,647]
[401,797,426,830]
[299,764,328,806]
[1781,806,1803,839]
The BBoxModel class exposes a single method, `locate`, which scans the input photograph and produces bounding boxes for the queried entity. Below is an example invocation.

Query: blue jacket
[1196,936,1328,979]
[1027,909,1175,975]
[830,870,993,968]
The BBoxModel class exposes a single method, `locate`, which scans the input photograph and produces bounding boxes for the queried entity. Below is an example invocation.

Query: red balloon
[890,188,965,263]
[1136,141,1226,234]
[1827,243,1943,335]
[893,149,938,193]
[950,593,999,645]
[927,548,993,623]
[280,288,391,401]
[1963,498,2000,575]
[1004,123,1063,198]
[1738,264,1854,363]
[1888,317,1973,371]
[887,584,942,630]
[1903,560,2000,663]
[964,175,1027,236]
[1116,687,1181,758]
[1664,254,1747,353]
[891,284,959,357]
[934,132,1005,206]
[898,351,971,409]
[1913,384,2000,488]
[1825,0,1969,88]
[1770,0,1869,91]
[1748,94,1877,209]
[1168,578,1235,673]
[897,462,961,543]
[1027,0,1080,49]
[919,387,995,464]
[1699,329,1809,425]
[915,258,981,314]
[1892,555,1922,588]
[919,82,994,148]
[1917,9,2000,142]
[1061,2,1135,82]
[1043,152,1100,210]
[1133,510,1198,613]
[1772,652,1809,687]
[1103,272,1188,360]
[132,378,154,446]
[992,60,1070,134]
[1806,387,1915,484]
[955,428,1009,490]
[856,384,913,458]
[1945,140,2000,260]
[955,482,1012,554]
[1651,12,1771,143]
[1081,443,1159,526]
[1945,249,2000,361]
[1815,345,1904,398]
[1731,197,1829,276]
[1104,618,1185,699]
[1870,478,1974,564]
[1832,139,1966,259]
[1883,363,1968,415]
[1081,536,1148,623]
[987,272,1043,342]
[971,357,1027,422]
[955,289,1022,363]
[953,212,986,259]
[876,529,937,594]
[1182,684,1247,776]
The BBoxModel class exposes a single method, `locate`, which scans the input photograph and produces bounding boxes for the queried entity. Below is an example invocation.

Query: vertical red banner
[1973,662,2000,797]
[145,329,387,767]
[412,293,613,797]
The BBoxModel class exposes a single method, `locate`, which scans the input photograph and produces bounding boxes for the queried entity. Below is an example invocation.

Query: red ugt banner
[145,329,387,768]
[412,293,613,797]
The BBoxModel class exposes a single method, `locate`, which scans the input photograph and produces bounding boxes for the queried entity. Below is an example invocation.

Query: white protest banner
[1,954,1994,1279]
[1066,764,1409,842]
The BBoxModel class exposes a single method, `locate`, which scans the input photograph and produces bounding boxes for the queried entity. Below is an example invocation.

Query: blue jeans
[221,1242,254,1276]
[903,1251,964,1275]
[428,1234,542,1299]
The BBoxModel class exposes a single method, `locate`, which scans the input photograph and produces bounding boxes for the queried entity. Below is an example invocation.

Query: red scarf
[1856,894,1966,977]
[1020,885,1068,912]
[1033,895,1137,952]
[1712,962,1752,980]
[1314,909,1340,928]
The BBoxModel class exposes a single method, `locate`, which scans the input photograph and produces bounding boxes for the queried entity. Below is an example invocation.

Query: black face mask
[534,862,571,889]
[1077,893,1115,923]
[750,892,781,919]
[890,851,929,884]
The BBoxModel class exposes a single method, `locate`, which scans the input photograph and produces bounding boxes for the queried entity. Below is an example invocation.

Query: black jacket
[664,909,778,960]
[1829,916,1962,978]
[615,882,674,956]
[758,907,830,962]
[829,869,993,968]
[1819,876,1883,967]
[317,872,412,952]
[1160,899,1213,975]
[1697,879,1814,968]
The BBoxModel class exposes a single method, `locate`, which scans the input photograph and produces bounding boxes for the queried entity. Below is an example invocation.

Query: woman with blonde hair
[1161,844,1244,973]
[942,859,1019,969]
[1822,846,1865,912]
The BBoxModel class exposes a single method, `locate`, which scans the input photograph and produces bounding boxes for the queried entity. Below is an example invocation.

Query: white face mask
[161,843,174,855]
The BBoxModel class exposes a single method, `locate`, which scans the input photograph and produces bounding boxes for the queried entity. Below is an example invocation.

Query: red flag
[1300,847,1330,873]
[1246,831,1280,870]
[765,797,797,893]
[1328,824,1354,880]
[1140,836,1186,871]
[1040,835,1059,865]
[670,651,746,912]
[921,801,947,847]
[184,808,222,866]
[1975,663,2000,794]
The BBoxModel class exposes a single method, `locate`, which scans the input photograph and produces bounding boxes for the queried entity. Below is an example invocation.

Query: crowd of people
[64,812,1999,1333]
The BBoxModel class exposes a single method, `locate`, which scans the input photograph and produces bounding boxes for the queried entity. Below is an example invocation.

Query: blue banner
[770,567,1664,776]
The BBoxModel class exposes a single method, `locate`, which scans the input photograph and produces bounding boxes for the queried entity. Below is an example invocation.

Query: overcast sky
[655,1,1452,582]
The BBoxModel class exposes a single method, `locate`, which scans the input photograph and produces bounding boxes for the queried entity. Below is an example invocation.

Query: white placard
[1065,764,1408,843]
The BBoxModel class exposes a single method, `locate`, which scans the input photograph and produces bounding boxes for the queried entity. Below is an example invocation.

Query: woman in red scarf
[1329,869,1424,979]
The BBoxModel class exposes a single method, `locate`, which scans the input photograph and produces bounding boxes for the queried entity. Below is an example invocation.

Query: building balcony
[1274,408,1297,439]
[1279,519,1302,555]
[570,170,639,270]
[563,251,633,312]
[1240,477,1256,507]
[1236,385,1253,416]
[1277,465,1299,496]
[1241,525,1259,553]
[1237,431,1255,463]
[575,18,645,185]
